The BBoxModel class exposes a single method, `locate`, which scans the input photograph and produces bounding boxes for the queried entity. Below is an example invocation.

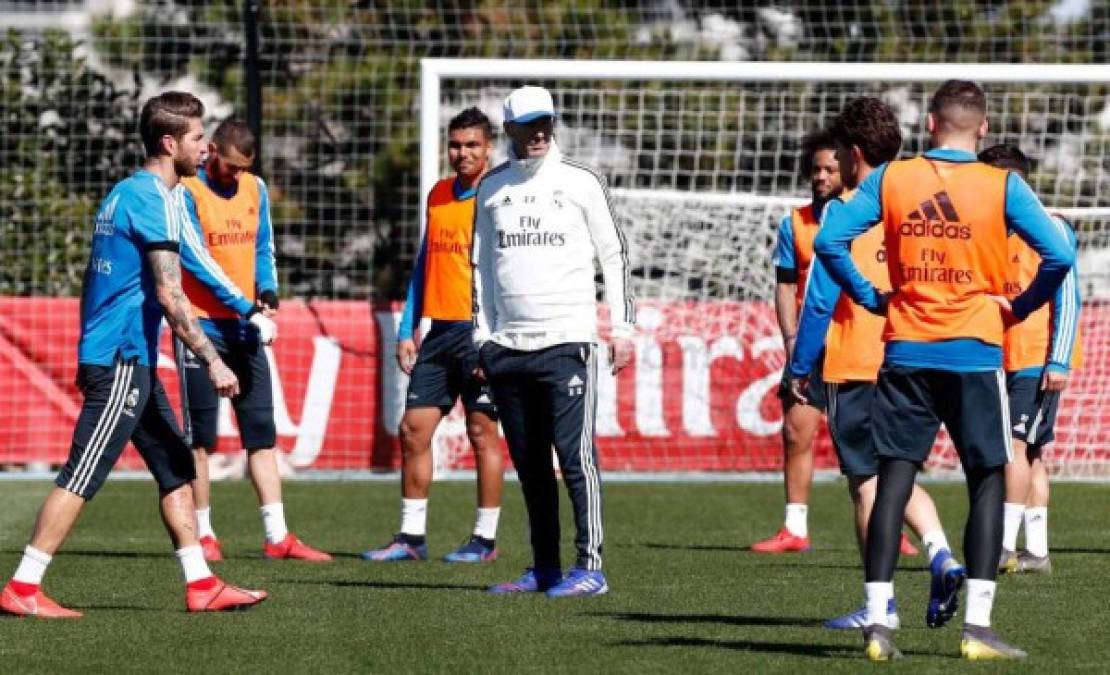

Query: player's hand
[258,290,279,317]
[790,374,810,406]
[867,291,893,316]
[987,295,1019,328]
[397,339,417,375]
[249,311,277,345]
[208,360,240,398]
[473,342,494,382]
[1042,368,1069,392]
[609,337,634,374]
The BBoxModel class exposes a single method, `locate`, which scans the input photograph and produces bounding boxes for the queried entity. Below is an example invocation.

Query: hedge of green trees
[1,2,1105,299]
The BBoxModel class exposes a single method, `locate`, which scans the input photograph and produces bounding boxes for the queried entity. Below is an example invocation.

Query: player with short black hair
[978,144,1081,575]
[816,80,1074,660]
[1,92,266,618]
[752,128,842,553]
[179,117,331,563]
[362,106,505,563]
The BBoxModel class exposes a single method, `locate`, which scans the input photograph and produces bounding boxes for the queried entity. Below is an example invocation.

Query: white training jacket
[472,141,635,351]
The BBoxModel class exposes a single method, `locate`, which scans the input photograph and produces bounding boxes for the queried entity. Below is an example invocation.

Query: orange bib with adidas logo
[880,157,1009,347]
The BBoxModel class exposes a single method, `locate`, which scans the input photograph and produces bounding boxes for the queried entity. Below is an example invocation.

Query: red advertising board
[0,297,1105,474]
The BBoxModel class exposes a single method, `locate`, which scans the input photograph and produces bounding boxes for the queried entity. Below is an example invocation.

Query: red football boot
[751,527,811,553]
[186,578,267,612]
[199,535,224,562]
[899,533,920,556]
[263,533,333,562]
[0,582,82,619]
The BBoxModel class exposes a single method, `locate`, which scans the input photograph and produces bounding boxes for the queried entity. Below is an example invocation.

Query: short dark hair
[799,128,839,178]
[447,106,494,140]
[139,91,204,157]
[978,144,1031,178]
[211,118,257,157]
[831,97,902,167]
[929,80,987,131]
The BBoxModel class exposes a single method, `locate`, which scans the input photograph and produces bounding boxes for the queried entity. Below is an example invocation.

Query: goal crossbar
[419,59,1110,228]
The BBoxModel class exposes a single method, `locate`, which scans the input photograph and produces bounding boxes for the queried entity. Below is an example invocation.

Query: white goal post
[420,59,1110,217]
[416,58,1110,477]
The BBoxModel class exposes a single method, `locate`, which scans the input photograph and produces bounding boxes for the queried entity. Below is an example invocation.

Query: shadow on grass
[276,578,489,592]
[66,604,168,613]
[612,635,860,658]
[1051,547,1110,554]
[598,610,823,628]
[638,542,857,555]
[326,552,365,560]
[47,549,167,560]
[614,635,936,659]
[638,542,751,553]
[770,561,929,574]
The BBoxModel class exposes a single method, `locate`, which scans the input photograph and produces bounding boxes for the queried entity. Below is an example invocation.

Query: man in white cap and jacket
[472,85,636,596]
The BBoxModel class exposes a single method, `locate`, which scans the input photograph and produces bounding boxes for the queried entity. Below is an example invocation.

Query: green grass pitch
[1,479,1108,673]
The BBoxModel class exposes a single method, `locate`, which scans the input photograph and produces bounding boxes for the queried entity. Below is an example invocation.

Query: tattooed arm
[148,249,240,398]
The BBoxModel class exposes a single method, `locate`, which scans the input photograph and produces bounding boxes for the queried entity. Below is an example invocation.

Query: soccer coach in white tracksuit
[472,86,635,597]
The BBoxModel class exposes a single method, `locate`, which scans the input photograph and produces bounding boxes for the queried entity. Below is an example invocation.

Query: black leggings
[865,458,1004,582]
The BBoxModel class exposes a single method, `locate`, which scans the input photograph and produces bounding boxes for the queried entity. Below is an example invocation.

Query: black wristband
[258,289,279,310]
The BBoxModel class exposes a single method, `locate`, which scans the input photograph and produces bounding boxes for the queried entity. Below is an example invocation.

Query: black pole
[244,0,263,175]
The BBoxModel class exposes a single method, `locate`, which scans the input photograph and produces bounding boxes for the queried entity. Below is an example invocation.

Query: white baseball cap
[503,86,556,124]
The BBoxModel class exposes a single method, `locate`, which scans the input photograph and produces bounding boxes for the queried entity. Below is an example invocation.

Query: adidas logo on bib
[567,374,584,397]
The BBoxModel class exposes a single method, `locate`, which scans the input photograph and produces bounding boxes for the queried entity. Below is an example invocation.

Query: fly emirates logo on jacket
[491,191,569,249]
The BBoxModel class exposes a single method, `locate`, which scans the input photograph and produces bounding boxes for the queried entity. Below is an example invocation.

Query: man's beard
[812,182,844,206]
[173,153,199,177]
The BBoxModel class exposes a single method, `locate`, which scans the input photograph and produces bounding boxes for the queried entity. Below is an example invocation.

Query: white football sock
[920,529,950,564]
[965,579,996,627]
[175,545,213,583]
[1002,502,1024,552]
[473,507,501,541]
[196,507,216,540]
[784,503,808,538]
[12,545,52,586]
[1024,507,1048,557]
[865,582,894,627]
[400,498,428,537]
[260,503,289,545]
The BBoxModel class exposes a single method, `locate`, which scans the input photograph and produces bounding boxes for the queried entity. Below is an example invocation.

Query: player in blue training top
[814,80,1073,661]
[0,92,268,618]
[977,144,1081,575]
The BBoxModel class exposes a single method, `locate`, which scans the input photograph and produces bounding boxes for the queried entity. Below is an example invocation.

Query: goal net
[418,59,1110,478]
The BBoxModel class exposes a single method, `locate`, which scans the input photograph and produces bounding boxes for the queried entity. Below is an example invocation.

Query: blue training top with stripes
[78,170,185,368]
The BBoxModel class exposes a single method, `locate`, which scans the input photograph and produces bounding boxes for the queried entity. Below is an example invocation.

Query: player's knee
[399,416,433,448]
[466,416,497,449]
[848,474,876,503]
[782,411,817,452]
